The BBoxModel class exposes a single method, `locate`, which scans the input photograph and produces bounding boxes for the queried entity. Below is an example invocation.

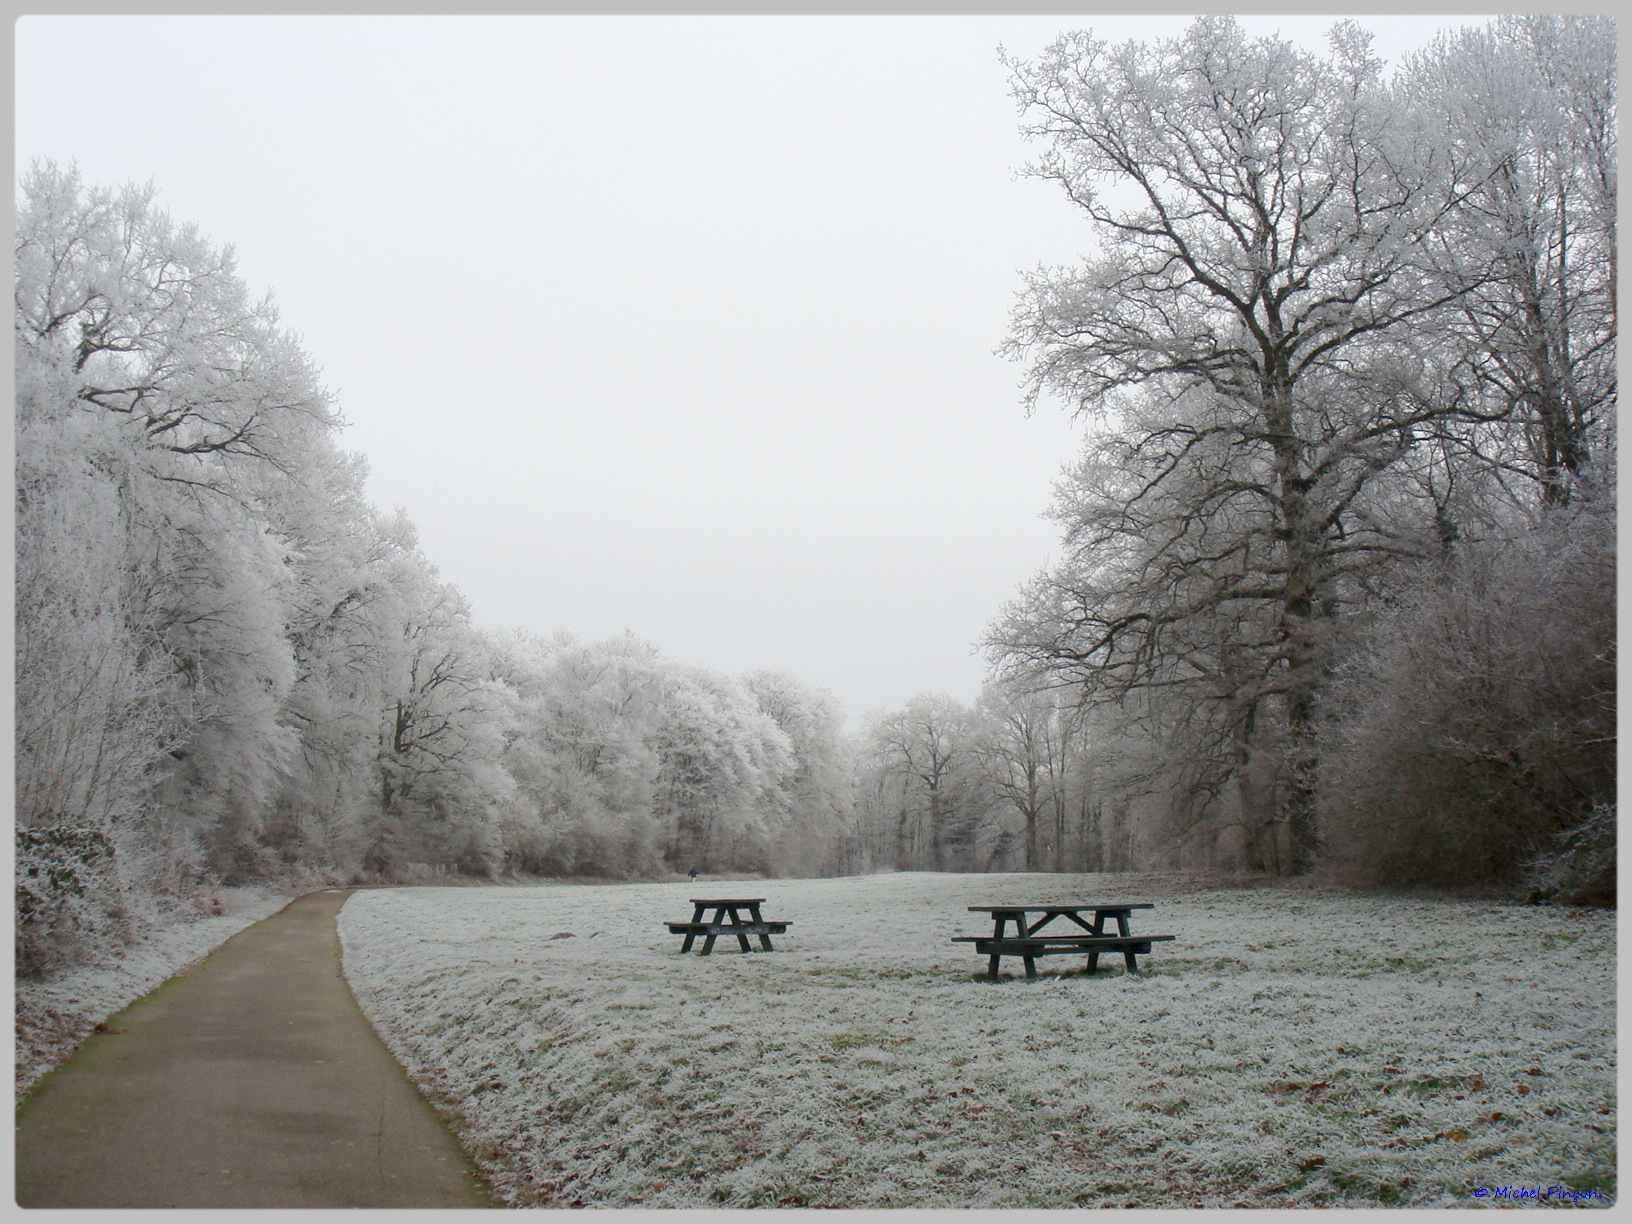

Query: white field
[337,873,1616,1209]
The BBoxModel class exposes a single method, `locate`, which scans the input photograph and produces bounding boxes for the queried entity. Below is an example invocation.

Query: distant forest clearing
[339,874,1615,1208]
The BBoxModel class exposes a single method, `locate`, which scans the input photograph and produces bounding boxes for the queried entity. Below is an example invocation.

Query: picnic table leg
[678,900,705,959]
[1116,912,1135,973]
[747,903,774,951]
[681,902,707,953]
[699,906,726,955]
[1081,911,1103,974]
[1002,914,1038,979]
[987,914,1013,980]
[730,907,753,953]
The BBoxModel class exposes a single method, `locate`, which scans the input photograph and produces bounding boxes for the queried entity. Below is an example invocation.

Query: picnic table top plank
[689,898,766,906]
[967,902,1154,913]
[959,941,1174,954]
[953,940,1175,946]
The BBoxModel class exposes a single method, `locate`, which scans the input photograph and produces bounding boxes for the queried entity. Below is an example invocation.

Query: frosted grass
[338,873,1615,1208]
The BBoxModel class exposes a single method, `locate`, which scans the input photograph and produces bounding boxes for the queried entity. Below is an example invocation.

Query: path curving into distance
[14,888,494,1209]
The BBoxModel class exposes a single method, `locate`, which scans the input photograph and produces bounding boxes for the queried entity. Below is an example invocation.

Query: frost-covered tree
[264,453,402,875]
[987,388,1332,874]
[973,679,1078,872]
[487,636,848,879]
[741,669,856,876]
[14,162,344,954]
[13,390,194,967]
[992,16,1613,873]
[861,694,990,871]
[651,663,794,874]
[14,163,522,965]
[1398,15,1617,508]
[365,526,516,877]
[488,631,667,877]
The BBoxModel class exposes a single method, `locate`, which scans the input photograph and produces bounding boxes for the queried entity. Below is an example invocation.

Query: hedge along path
[13,888,494,1209]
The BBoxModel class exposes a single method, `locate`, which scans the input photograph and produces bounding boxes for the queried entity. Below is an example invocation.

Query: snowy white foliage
[339,874,1615,1208]
[486,632,855,879]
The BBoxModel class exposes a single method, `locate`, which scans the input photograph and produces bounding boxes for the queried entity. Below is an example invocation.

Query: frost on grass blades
[337,873,1615,1208]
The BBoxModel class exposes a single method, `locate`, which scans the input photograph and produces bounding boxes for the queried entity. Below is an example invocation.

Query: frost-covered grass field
[339,873,1615,1209]
[14,886,296,1097]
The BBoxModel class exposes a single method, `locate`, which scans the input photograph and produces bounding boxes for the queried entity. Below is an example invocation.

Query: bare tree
[975,679,1086,871]
[996,18,1523,870]
[1399,15,1617,507]
[863,694,984,871]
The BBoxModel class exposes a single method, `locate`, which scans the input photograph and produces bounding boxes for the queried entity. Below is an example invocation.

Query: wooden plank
[971,939,1158,956]
[953,946,1175,953]
[689,898,766,906]
[967,903,1154,913]
[961,919,1174,978]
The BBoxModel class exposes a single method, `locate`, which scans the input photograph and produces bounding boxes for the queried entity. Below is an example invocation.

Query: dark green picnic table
[666,898,790,955]
[955,903,1175,979]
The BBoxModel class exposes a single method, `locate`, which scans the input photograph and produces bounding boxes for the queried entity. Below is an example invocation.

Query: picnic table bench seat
[666,920,789,937]
[955,933,1174,969]
[957,933,1174,979]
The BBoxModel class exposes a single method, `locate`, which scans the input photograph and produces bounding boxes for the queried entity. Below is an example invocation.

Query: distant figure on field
[689,868,699,883]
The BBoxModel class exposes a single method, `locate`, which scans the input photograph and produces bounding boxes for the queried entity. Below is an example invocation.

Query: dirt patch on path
[14,888,494,1208]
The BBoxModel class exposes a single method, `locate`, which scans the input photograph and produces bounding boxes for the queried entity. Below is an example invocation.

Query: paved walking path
[14,888,494,1208]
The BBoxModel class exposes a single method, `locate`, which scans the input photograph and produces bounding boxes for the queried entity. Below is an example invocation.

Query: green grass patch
[827,1032,874,1051]
[1562,1171,1615,1198]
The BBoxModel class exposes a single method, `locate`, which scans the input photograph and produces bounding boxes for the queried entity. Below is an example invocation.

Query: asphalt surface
[14,888,495,1208]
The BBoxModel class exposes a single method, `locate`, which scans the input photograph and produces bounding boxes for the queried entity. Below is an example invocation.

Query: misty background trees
[15,15,1614,974]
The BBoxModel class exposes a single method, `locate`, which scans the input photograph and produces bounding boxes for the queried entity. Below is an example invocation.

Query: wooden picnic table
[955,903,1174,980]
[666,898,790,955]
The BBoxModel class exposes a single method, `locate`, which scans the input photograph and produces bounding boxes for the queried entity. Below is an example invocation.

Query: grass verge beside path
[339,871,1616,1209]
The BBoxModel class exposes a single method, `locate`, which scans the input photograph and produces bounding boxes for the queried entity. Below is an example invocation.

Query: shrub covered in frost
[1316,497,1614,893]
[1526,803,1616,908]
[14,825,126,976]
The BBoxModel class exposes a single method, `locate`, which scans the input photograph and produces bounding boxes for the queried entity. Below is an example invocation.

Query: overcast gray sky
[15,12,1488,723]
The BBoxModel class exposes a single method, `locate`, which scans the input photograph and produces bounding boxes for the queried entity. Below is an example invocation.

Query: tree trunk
[1263,372,1322,875]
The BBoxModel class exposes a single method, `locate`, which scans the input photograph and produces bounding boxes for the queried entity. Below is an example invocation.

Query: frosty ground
[337,872,1615,1208]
